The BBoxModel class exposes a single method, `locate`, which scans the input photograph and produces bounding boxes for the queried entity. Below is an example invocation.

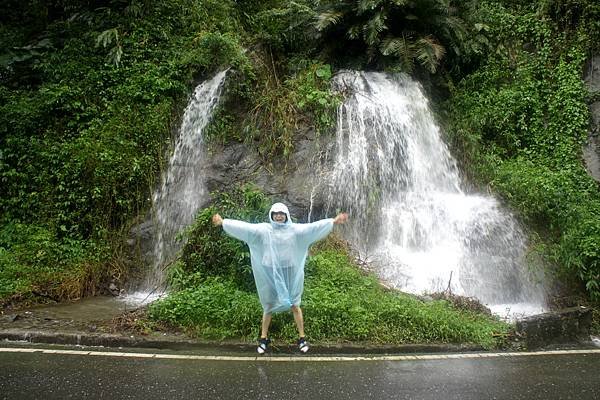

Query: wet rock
[584,54,600,93]
[7,314,20,322]
[128,219,156,265]
[126,126,333,281]
[203,127,332,221]
[108,283,120,296]
[514,306,592,349]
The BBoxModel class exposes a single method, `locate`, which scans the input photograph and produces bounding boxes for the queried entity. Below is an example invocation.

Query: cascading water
[127,70,227,303]
[322,71,545,318]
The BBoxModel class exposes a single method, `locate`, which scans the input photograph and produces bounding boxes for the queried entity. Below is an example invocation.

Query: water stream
[320,71,546,318]
[128,70,227,303]
[126,69,545,318]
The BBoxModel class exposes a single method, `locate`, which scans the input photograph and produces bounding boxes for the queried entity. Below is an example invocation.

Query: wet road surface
[1,346,599,399]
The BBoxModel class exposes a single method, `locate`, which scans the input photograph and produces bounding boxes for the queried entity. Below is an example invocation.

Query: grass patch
[149,250,508,347]
[0,222,113,308]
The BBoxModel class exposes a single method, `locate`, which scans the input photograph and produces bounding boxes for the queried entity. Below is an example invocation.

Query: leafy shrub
[446,1,600,300]
[148,277,262,339]
[177,186,271,291]
[241,58,339,157]
[0,222,111,306]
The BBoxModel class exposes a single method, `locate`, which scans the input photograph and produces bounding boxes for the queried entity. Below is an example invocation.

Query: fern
[315,10,345,30]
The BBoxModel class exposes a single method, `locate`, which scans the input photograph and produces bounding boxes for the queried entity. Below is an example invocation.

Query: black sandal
[298,337,309,353]
[257,338,270,354]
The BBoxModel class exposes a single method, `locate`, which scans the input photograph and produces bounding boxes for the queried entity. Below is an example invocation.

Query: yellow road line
[1,347,600,362]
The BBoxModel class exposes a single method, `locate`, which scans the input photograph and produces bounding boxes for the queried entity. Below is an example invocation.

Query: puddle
[1,296,142,332]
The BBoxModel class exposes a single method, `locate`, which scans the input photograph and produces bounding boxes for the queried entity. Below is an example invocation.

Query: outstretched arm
[213,213,261,244]
[298,212,349,246]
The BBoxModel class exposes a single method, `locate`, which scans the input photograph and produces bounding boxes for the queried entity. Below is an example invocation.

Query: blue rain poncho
[222,203,334,314]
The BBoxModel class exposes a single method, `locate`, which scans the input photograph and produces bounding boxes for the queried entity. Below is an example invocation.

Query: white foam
[120,291,166,306]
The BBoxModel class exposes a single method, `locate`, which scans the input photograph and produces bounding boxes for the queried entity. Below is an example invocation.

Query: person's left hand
[334,213,349,225]
[212,213,223,226]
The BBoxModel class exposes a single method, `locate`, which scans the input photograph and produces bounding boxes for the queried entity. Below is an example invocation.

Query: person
[212,203,348,354]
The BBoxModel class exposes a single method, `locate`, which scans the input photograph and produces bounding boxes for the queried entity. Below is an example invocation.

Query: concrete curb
[0,328,485,354]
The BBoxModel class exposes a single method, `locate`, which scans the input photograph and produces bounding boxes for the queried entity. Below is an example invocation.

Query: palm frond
[380,37,408,56]
[347,25,362,40]
[315,10,345,31]
[357,0,384,14]
[362,11,387,46]
[434,0,451,15]
[444,15,468,41]
[380,36,415,72]
[415,35,445,73]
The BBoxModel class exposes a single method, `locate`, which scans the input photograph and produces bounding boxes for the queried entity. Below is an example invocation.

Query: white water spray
[130,70,227,302]
[323,71,545,318]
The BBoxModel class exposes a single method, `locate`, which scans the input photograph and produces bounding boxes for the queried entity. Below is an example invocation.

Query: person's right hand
[333,212,348,225]
[212,214,223,226]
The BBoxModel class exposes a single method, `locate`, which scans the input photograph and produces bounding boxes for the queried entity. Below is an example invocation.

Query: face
[271,212,287,223]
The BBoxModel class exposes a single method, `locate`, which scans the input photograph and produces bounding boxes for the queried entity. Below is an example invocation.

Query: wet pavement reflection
[0,348,599,399]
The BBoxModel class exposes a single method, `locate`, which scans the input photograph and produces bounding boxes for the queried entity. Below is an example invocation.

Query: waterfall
[322,71,545,318]
[128,70,227,302]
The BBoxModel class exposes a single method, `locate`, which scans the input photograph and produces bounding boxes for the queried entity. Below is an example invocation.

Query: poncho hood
[269,203,292,227]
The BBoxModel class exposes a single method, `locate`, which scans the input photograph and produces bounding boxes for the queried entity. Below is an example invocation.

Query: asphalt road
[1,347,599,400]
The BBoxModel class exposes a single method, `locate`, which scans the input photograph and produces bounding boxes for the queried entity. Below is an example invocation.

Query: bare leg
[261,313,272,338]
[291,305,305,338]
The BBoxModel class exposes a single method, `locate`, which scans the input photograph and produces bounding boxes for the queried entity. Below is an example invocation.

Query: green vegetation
[445,0,600,301]
[315,0,475,73]
[149,187,508,347]
[1,0,599,340]
[0,0,250,305]
[206,59,340,157]
[0,1,337,305]
[0,222,110,305]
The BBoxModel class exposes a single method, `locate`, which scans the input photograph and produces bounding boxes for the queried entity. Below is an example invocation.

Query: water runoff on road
[319,71,546,320]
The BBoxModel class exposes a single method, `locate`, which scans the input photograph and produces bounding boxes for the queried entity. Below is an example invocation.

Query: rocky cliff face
[584,54,600,183]
[203,126,334,221]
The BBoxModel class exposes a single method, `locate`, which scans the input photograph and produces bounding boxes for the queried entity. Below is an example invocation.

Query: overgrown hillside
[0,0,250,305]
[1,0,599,314]
[445,1,600,302]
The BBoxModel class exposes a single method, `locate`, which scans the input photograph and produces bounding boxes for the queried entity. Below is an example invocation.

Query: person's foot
[257,338,270,354]
[298,337,309,353]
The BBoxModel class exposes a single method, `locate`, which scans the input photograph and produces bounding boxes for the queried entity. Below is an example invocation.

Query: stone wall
[514,306,592,349]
